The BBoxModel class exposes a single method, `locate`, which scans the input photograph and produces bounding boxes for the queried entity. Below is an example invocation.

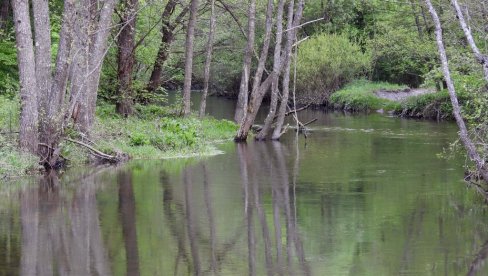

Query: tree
[116,0,139,116]
[11,0,117,166]
[199,0,217,118]
[182,0,200,116]
[450,0,488,83]
[234,0,256,123]
[425,0,488,182]
[11,0,39,153]
[0,0,10,32]
[147,0,189,92]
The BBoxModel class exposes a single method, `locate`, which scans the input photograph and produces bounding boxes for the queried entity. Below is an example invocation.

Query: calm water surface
[1,95,488,275]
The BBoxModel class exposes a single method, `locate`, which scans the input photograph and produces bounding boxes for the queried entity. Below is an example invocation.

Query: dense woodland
[1,0,488,188]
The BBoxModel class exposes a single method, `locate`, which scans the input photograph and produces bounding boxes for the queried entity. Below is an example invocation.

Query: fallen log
[65,138,120,163]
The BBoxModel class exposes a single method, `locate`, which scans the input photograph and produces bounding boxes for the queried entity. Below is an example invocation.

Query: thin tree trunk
[147,0,189,92]
[409,0,423,40]
[116,0,139,116]
[256,0,286,140]
[272,0,305,140]
[199,0,217,118]
[234,0,275,141]
[425,0,488,182]
[11,0,39,153]
[182,0,199,116]
[234,0,256,123]
[451,0,488,83]
[0,0,10,32]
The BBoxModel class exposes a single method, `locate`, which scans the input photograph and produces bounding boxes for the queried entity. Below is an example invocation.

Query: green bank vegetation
[0,95,237,178]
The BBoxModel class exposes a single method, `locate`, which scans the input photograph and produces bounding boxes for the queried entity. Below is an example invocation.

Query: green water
[1,97,488,275]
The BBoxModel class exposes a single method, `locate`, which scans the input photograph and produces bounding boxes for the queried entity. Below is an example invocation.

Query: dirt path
[375,88,435,102]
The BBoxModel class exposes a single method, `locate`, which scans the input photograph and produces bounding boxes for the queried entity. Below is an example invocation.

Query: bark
[199,0,217,118]
[255,0,286,140]
[0,0,9,31]
[182,0,199,116]
[409,0,423,40]
[451,0,488,83]
[116,0,139,116]
[11,0,39,153]
[272,0,305,140]
[425,0,488,182]
[71,0,117,133]
[234,0,274,140]
[234,0,256,123]
[147,0,189,92]
[32,0,52,158]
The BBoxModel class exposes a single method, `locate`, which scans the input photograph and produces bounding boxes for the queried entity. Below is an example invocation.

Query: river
[1,94,488,275]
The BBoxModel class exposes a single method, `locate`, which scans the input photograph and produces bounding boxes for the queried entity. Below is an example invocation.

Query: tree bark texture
[272,0,304,140]
[182,0,199,116]
[234,0,274,141]
[11,0,39,153]
[0,0,10,32]
[147,0,189,92]
[199,0,217,118]
[116,0,139,116]
[234,0,256,123]
[425,0,488,182]
[255,0,286,140]
[32,0,53,158]
[451,0,488,83]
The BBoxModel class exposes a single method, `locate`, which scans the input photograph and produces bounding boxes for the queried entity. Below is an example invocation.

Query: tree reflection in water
[20,170,110,276]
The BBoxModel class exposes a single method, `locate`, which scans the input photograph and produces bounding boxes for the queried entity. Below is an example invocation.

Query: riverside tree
[11,0,116,167]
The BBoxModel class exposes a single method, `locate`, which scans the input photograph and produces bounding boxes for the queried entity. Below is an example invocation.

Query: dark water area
[1,94,488,275]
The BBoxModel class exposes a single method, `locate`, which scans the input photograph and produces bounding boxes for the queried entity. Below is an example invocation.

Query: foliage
[296,34,372,104]
[329,80,403,112]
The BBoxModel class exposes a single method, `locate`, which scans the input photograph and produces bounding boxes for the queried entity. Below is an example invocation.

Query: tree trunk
[32,0,52,158]
[199,0,217,118]
[182,0,199,116]
[116,0,139,116]
[272,0,305,140]
[11,0,39,153]
[255,0,286,140]
[0,0,10,32]
[451,0,488,83]
[146,0,188,92]
[234,0,256,123]
[409,0,423,40]
[70,0,116,134]
[234,0,274,141]
[425,0,488,182]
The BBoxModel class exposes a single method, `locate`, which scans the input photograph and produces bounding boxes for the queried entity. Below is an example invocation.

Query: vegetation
[296,34,372,104]
[329,80,404,112]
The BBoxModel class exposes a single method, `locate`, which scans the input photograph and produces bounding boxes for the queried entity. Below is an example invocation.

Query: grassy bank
[393,90,459,120]
[0,97,238,178]
[329,80,405,112]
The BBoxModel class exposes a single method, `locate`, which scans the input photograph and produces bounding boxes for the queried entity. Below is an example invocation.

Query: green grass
[395,90,469,120]
[64,102,239,164]
[0,96,239,178]
[329,80,406,111]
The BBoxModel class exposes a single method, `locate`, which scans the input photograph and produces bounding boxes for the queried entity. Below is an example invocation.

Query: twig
[65,138,118,162]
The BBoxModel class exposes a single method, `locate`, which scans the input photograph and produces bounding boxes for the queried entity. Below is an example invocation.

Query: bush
[296,33,372,104]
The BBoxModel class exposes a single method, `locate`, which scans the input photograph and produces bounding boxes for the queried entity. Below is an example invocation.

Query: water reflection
[20,171,110,276]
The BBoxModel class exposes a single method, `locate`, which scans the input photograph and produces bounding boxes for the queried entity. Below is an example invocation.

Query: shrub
[296,33,372,104]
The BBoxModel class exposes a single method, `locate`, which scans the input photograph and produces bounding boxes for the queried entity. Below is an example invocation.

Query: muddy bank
[375,88,435,102]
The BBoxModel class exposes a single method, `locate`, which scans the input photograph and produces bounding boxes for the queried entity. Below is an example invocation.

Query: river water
[1,95,488,275]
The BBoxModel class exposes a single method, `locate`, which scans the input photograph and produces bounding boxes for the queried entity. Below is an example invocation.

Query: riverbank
[0,97,238,179]
[329,80,459,120]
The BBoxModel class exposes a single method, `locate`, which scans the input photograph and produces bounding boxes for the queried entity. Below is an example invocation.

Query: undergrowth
[329,80,406,111]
